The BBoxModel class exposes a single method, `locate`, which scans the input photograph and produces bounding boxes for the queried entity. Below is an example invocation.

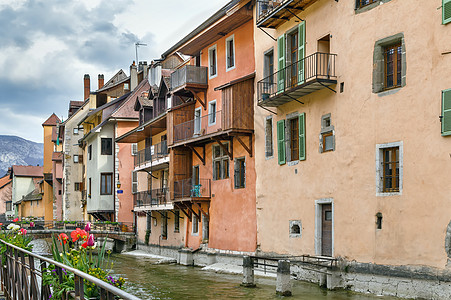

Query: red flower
[58,233,69,245]
[13,218,19,222]
[81,241,88,248]
[70,228,88,242]
[19,228,27,235]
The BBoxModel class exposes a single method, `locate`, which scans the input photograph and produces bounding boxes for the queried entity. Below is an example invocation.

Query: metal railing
[134,188,169,207]
[356,0,378,8]
[174,111,222,143]
[257,52,337,104]
[0,239,141,300]
[11,220,135,233]
[173,178,211,199]
[256,0,287,23]
[134,141,168,168]
[171,65,208,91]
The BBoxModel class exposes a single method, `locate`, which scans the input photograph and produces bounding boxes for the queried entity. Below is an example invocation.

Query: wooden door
[321,204,332,257]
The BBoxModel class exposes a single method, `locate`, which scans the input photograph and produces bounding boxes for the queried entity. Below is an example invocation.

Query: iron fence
[257,52,337,104]
[0,238,141,300]
[134,141,168,168]
[10,220,135,233]
[134,188,170,207]
[173,178,211,199]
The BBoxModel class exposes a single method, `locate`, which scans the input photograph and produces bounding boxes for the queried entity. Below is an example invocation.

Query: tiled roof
[20,190,42,202]
[0,175,11,189]
[42,113,61,126]
[137,97,153,108]
[52,152,63,162]
[70,101,84,108]
[162,76,171,90]
[11,165,43,178]
[111,79,149,119]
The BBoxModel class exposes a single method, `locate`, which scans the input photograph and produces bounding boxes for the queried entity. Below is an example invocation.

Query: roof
[42,113,61,126]
[19,190,42,203]
[96,69,129,93]
[111,79,149,119]
[69,101,84,108]
[135,97,153,111]
[11,165,43,178]
[52,152,63,162]
[0,175,11,189]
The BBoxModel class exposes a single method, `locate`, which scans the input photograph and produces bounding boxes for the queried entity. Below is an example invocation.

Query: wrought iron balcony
[134,141,168,169]
[134,188,170,208]
[256,0,319,28]
[171,65,208,92]
[173,178,211,200]
[257,52,337,107]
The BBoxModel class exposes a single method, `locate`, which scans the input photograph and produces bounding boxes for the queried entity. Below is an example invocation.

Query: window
[208,100,216,126]
[277,113,305,165]
[226,35,235,71]
[6,201,11,211]
[444,0,451,24]
[73,155,79,163]
[88,178,92,197]
[234,157,245,189]
[131,143,138,156]
[88,145,92,160]
[75,182,80,191]
[100,173,113,195]
[58,190,62,195]
[124,83,130,90]
[208,45,217,78]
[265,116,273,158]
[213,144,229,180]
[376,213,383,230]
[376,142,403,196]
[174,210,180,233]
[194,107,202,135]
[132,171,138,194]
[101,138,112,155]
[320,114,335,153]
[162,212,168,239]
[192,212,199,235]
[441,89,451,136]
[373,33,405,93]
[264,49,274,84]
[289,220,302,238]
[73,127,79,135]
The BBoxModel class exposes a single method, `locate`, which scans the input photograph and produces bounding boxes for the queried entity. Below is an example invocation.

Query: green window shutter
[298,113,306,161]
[277,120,286,165]
[298,21,306,84]
[277,34,286,93]
[442,89,451,136]
[443,0,451,24]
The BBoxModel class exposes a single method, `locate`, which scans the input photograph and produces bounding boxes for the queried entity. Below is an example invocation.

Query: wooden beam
[192,202,209,219]
[170,210,184,219]
[173,203,190,218]
[180,202,200,219]
[189,145,205,165]
[235,135,252,157]
[154,210,171,219]
[212,137,233,160]
[188,89,206,110]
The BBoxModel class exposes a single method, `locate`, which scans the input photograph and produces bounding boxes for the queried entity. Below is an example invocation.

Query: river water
[109,254,400,300]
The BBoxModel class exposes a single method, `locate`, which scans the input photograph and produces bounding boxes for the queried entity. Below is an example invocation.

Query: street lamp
[117,180,121,189]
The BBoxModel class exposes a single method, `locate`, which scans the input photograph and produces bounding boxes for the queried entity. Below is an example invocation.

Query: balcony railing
[171,65,208,91]
[134,141,168,168]
[174,111,222,143]
[134,188,169,207]
[173,178,211,199]
[257,52,337,107]
[257,0,285,23]
[356,0,378,8]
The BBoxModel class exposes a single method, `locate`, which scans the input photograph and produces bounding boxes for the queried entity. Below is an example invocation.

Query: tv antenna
[135,42,147,65]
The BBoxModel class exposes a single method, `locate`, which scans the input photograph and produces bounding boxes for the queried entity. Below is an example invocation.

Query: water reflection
[110,254,399,300]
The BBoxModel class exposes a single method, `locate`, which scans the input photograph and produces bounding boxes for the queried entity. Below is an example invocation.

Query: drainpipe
[185,215,189,248]
[159,234,162,255]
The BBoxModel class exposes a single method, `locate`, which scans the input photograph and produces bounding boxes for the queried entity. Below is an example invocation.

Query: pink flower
[87,234,95,247]
[13,218,19,222]
[19,228,27,235]
[30,222,35,228]
[84,222,91,232]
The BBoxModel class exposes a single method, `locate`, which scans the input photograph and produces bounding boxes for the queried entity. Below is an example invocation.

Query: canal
[109,253,400,300]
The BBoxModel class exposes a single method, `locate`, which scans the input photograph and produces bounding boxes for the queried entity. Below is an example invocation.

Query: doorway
[315,199,334,257]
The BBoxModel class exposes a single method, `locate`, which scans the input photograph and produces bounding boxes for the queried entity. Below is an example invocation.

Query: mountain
[0,135,43,176]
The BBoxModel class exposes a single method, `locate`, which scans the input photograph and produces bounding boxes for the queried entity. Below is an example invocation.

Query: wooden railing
[0,239,141,300]
[134,141,168,168]
[170,65,208,91]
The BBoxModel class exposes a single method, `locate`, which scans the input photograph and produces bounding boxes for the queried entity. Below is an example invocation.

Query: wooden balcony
[173,178,211,201]
[134,141,169,172]
[257,52,337,107]
[256,0,319,28]
[171,65,208,93]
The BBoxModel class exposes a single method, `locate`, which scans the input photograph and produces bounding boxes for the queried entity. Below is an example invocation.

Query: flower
[13,218,19,222]
[19,228,27,235]
[30,221,35,227]
[87,234,95,247]
[81,241,88,249]
[70,228,88,242]
[84,222,91,232]
[58,233,69,245]
[7,224,20,231]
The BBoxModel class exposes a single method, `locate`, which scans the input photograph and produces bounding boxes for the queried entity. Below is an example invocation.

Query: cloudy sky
[0,0,226,143]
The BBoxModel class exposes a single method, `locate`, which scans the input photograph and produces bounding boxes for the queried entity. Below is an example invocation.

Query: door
[321,204,332,256]
[194,108,201,135]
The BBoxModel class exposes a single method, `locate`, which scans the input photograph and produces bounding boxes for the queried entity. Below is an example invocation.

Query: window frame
[101,138,113,155]
[100,173,113,195]
[132,171,138,194]
[191,212,199,236]
[384,43,402,90]
[73,127,79,135]
[320,113,335,153]
[376,141,403,196]
[174,210,180,233]
[88,144,92,160]
[208,44,218,79]
[212,143,229,181]
[225,35,236,72]
[265,116,274,159]
[131,143,138,156]
[234,157,246,189]
[208,100,217,126]
[73,155,79,163]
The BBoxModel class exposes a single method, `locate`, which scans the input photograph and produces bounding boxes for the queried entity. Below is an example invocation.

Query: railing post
[276,260,291,296]
[241,256,256,287]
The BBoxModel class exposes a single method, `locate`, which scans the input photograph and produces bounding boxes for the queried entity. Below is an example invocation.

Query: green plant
[0,223,33,265]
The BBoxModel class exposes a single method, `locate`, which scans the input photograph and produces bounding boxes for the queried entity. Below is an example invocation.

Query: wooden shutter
[443,0,451,24]
[298,21,306,84]
[277,120,286,165]
[79,155,83,164]
[234,159,239,188]
[277,34,286,93]
[298,113,306,160]
[442,89,451,136]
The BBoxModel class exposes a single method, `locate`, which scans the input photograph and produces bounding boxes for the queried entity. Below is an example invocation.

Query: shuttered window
[132,171,138,193]
[277,35,286,93]
[442,89,451,136]
[277,120,286,165]
[298,21,305,84]
[299,113,306,161]
[444,0,451,24]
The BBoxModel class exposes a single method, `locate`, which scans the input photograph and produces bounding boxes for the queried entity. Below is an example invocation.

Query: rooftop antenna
[135,42,147,65]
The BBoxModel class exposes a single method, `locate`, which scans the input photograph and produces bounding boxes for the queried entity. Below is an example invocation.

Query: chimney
[142,61,148,79]
[130,61,138,91]
[98,74,104,90]
[83,74,90,101]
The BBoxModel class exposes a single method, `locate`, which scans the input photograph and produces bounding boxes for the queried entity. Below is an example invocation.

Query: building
[253,0,451,297]
[17,179,44,220]
[9,165,43,219]
[0,172,12,221]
